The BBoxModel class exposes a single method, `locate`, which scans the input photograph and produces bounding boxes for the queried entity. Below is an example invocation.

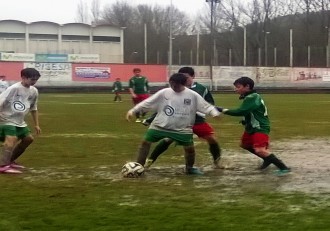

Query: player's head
[178,67,195,87]
[116,77,120,81]
[21,68,41,87]
[169,73,187,92]
[233,76,254,95]
[133,68,141,76]
[0,75,6,80]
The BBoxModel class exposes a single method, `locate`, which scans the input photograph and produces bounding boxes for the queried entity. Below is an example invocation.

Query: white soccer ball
[121,162,145,178]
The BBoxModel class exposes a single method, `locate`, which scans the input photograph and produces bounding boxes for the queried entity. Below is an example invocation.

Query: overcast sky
[0,0,207,24]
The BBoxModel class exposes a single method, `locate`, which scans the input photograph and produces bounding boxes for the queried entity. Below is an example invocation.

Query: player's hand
[35,126,41,135]
[126,110,135,121]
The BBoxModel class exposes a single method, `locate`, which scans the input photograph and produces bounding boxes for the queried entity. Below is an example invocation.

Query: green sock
[149,139,173,162]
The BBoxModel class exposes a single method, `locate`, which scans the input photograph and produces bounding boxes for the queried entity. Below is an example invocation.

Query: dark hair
[21,68,41,78]
[169,73,187,85]
[233,76,254,89]
[133,68,141,73]
[178,66,195,77]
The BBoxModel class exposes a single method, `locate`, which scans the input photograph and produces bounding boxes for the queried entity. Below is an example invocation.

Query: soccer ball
[121,162,145,178]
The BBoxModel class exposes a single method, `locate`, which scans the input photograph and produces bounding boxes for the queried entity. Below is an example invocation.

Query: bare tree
[91,0,101,25]
[76,0,89,24]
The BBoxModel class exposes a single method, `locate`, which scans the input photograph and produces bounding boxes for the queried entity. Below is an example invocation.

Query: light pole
[168,0,173,80]
[264,31,270,66]
[206,0,220,90]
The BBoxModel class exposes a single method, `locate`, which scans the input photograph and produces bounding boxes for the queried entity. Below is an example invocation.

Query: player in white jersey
[126,73,220,175]
[0,68,41,174]
[0,75,9,94]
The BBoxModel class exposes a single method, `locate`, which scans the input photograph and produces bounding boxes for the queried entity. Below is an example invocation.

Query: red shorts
[241,132,269,149]
[192,122,215,138]
[132,94,149,105]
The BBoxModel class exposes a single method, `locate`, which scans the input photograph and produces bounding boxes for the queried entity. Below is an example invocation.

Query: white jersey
[131,87,220,134]
[0,82,39,127]
[0,80,9,94]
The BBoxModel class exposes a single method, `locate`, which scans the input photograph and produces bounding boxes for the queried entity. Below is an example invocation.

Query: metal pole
[274,47,277,67]
[327,27,330,67]
[265,32,270,66]
[244,26,246,66]
[290,29,293,67]
[144,23,147,64]
[168,0,173,79]
[196,31,200,65]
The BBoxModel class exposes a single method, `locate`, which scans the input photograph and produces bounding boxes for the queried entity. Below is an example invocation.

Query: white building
[0,20,124,63]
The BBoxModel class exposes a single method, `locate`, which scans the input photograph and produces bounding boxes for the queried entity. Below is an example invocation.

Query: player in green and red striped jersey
[220,76,291,175]
[128,68,149,122]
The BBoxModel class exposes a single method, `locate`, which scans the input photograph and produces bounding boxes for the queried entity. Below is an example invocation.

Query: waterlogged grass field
[0,93,329,231]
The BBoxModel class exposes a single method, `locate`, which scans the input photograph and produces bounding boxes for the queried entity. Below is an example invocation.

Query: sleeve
[196,93,220,117]
[131,89,163,113]
[30,90,38,111]
[224,95,260,116]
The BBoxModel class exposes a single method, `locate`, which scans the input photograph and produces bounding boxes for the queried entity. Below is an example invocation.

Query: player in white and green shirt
[143,67,222,169]
[0,68,41,174]
[126,73,220,175]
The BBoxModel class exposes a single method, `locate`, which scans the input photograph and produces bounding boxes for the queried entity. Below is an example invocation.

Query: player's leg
[240,131,270,169]
[183,145,203,175]
[193,123,222,168]
[145,138,173,168]
[252,133,290,172]
[0,125,21,173]
[10,133,34,168]
[136,140,151,166]
[142,112,157,126]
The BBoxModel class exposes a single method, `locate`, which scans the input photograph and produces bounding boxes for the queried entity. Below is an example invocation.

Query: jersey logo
[184,99,191,105]
[163,105,174,116]
[13,101,26,111]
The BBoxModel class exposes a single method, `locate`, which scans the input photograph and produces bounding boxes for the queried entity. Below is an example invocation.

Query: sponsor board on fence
[68,54,100,63]
[35,54,68,62]
[1,53,35,62]
[24,62,72,82]
[74,66,110,78]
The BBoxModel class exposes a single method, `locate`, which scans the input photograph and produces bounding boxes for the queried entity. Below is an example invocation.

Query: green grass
[0,93,329,231]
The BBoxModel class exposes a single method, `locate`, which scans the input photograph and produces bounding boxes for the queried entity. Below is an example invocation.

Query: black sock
[209,143,221,161]
[149,139,172,162]
[265,154,289,170]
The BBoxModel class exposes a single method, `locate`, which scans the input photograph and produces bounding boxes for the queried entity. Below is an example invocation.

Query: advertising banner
[74,66,110,79]
[24,62,72,82]
[1,53,35,62]
[35,54,68,62]
[68,54,100,63]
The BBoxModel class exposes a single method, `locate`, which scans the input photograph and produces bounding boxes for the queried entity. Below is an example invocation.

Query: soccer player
[0,75,9,94]
[0,68,41,174]
[143,66,222,169]
[112,77,123,102]
[126,73,221,175]
[128,68,149,122]
[220,76,291,175]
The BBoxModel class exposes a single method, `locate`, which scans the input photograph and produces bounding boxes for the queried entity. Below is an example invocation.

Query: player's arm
[128,79,136,97]
[223,95,260,116]
[30,110,41,135]
[196,94,220,117]
[126,91,162,121]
